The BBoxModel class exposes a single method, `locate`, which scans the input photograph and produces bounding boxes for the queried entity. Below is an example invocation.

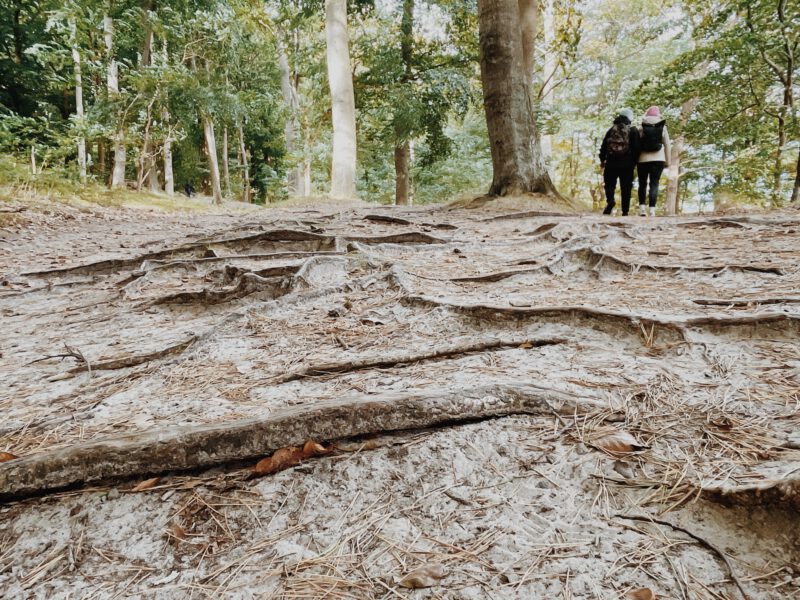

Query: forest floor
[1,195,799,599]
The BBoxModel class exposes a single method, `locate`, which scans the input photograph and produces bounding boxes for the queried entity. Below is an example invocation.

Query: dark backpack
[607,123,631,157]
[641,121,665,152]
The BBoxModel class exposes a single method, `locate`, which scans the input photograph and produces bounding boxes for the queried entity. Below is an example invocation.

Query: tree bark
[105,15,126,189]
[238,124,251,203]
[325,0,358,199]
[277,35,305,196]
[163,109,174,196]
[665,97,698,215]
[477,0,556,197]
[792,146,800,204]
[203,116,223,204]
[540,0,555,162]
[394,143,411,206]
[69,19,86,184]
[518,0,538,80]
[394,0,414,206]
[222,126,230,198]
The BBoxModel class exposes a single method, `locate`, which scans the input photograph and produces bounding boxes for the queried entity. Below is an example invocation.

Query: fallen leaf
[254,446,304,475]
[302,440,330,458]
[0,452,18,462]
[131,477,161,492]
[590,428,648,457]
[398,564,447,589]
[518,342,534,349]
[625,587,656,600]
[169,522,186,541]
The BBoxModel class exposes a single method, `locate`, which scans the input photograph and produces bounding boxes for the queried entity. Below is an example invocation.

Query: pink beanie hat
[645,105,661,117]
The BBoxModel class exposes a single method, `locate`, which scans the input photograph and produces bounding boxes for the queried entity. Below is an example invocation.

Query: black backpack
[641,121,665,152]
[607,123,631,157]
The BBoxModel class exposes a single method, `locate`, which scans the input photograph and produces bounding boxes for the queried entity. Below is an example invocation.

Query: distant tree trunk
[69,19,86,184]
[394,0,414,206]
[477,0,556,197]
[202,116,223,204]
[222,126,230,197]
[238,124,250,203]
[105,15,126,189]
[665,97,698,215]
[792,146,800,204]
[30,145,37,175]
[325,0,358,199]
[163,109,174,196]
[277,35,305,196]
[139,12,159,193]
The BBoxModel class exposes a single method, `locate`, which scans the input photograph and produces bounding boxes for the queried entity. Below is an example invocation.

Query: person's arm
[662,126,672,167]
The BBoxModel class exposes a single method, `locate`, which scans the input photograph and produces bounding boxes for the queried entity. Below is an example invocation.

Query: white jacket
[638,116,671,166]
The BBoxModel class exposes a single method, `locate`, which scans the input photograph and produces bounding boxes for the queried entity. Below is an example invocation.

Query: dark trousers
[603,166,635,215]
[638,161,665,207]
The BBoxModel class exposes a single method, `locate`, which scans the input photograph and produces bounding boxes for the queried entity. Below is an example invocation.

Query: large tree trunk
[540,0,555,162]
[238,124,251,203]
[325,0,358,199]
[477,0,556,197]
[104,15,126,189]
[202,115,223,204]
[518,0,538,79]
[792,146,800,204]
[277,36,305,196]
[394,0,414,206]
[69,19,86,184]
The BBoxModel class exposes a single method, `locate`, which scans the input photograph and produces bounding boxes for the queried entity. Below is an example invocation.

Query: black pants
[603,166,634,215]
[638,161,665,207]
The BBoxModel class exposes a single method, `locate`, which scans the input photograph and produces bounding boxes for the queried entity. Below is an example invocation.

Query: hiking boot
[649,207,657,217]
[638,205,647,216]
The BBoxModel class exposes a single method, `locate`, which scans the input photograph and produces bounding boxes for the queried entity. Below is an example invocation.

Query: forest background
[0,0,797,211]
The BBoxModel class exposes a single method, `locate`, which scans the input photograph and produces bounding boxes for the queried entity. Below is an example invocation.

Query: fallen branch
[274,337,567,384]
[27,343,92,376]
[0,382,610,501]
[614,513,752,600]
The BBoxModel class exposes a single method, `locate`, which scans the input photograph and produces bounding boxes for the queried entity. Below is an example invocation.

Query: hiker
[637,106,671,217]
[184,181,195,198]
[599,108,640,216]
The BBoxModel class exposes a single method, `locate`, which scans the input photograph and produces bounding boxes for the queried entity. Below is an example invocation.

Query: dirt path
[1,202,799,598]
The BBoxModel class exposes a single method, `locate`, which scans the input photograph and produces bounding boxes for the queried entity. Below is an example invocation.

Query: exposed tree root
[482,210,569,221]
[700,475,800,510]
[146,272,288,307]
[347,231,447,245]
[142,250,345,272]
[273,336,567,384]
[67,336,199,374]
[363,214,413,225]
[693,297,800,307]
[0,382,611,501]
[402,295,800,339]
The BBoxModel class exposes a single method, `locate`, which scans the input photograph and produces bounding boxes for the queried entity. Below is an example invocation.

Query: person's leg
[648,162,665,208]
[637,163,649,213]
[603,168,617,214]
[620,168,634,216]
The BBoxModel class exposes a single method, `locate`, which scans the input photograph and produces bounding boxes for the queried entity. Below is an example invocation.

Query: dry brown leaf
[518,341,534,349]
[0,451,18,462]
[302,440,330,458]
[169,522,186,541]
[254,446,304,476]
[590,428,648,457]
[131,477,161,492]
[625,588,656,600]
[398,564,447,589]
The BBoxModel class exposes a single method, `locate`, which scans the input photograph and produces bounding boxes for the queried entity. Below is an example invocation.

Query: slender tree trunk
[325,0,358,199]
[202,115,223,204]
[394,0,414,205]
[30,145,37,175]
[771,110,786,205]
[792,146,800,204]
[665,97,698,215]
[163,110,174,196]
[69,19,86,183]
[238,124,250,203]
[105,15,126,189]
[222,126,230,197]
[277,36,305,196]
[477,0,556,197]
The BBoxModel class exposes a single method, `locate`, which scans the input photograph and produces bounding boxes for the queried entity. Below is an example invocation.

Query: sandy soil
[1,200,799,599]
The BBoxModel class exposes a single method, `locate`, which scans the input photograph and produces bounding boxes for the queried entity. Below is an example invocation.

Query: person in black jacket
[599,108,641,216]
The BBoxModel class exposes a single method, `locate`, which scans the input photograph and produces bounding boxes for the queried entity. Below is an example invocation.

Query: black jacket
[599,116,641,169]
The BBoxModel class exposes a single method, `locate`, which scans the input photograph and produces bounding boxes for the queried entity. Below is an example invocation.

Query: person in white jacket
[637,106,671,217]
